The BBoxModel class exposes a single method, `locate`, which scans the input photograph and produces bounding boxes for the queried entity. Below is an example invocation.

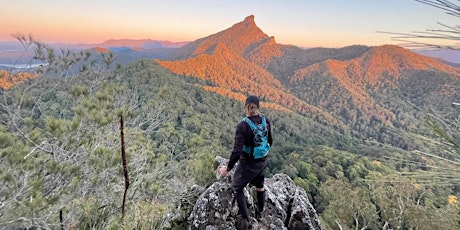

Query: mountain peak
[174,15,269,58]
[243,15,255,24]
[229,15,263,34]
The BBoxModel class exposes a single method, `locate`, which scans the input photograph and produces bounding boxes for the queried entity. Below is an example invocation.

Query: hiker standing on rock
[219,95,273,229]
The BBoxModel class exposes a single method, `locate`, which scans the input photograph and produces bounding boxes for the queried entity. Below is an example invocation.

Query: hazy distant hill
[415,49,460,63]
[75,39,189,49]
[0,39,189,67]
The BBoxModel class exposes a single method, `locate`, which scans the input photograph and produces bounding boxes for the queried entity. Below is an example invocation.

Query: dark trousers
[231,159,267,220]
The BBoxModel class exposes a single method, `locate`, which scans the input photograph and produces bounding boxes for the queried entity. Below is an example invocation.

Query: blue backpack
[242,115,270,159]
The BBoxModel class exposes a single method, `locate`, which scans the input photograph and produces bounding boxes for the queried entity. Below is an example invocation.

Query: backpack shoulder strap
[242,117,256,130]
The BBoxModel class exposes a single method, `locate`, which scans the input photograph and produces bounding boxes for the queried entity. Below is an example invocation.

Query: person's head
[245,95,259,116]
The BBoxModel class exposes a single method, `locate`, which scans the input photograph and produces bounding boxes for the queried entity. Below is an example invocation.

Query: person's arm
[227,122,245,170]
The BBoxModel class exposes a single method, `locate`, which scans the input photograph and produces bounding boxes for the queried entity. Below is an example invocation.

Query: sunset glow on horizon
[2,0,457,48]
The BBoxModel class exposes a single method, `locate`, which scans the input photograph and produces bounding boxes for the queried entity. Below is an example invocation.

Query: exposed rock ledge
[188,156,324,230]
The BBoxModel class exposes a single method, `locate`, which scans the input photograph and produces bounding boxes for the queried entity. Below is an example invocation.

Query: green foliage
[0,126,14,148]
[319,178,379,230]
[187,145,227,187]
[366,172,460,230]
[70,198,113,229]
[106,199,169,230]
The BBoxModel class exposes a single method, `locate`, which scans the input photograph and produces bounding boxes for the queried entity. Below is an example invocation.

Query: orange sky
[1,0,457,48]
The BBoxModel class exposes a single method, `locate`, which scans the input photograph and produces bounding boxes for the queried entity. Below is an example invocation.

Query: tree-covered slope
[2,56,458,229]
[0,59,358,229]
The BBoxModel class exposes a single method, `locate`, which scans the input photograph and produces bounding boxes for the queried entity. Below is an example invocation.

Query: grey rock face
[188,156,324,230]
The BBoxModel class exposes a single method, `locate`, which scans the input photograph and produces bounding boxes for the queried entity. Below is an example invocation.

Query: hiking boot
[244,219,253,229]
[236,216,253,230]
[255,209,263,221]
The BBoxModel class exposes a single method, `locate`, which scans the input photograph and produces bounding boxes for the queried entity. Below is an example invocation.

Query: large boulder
[188,156,324,230]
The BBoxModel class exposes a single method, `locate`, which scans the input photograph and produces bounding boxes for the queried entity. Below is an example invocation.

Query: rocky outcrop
[188,156,323,230]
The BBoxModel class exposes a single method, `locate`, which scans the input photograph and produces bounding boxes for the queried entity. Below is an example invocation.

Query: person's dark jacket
[227,114,273,171]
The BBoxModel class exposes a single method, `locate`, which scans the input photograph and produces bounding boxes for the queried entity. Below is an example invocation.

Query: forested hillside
[154,15,459,229]
[157,15,459,156]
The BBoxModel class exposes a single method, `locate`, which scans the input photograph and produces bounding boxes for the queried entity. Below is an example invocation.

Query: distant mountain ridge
[75,39,189,49]
[290,45,460,88]
[154,15,459,144]
[0,38,190,71]
[415,49,460,63]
